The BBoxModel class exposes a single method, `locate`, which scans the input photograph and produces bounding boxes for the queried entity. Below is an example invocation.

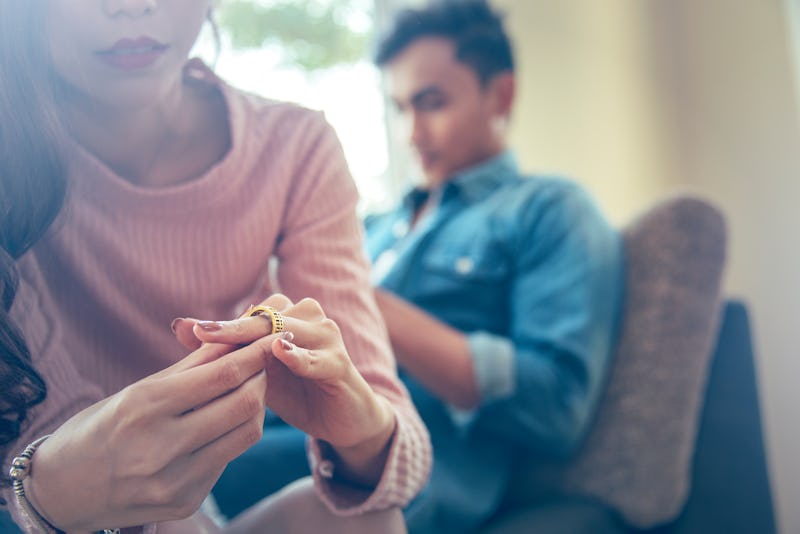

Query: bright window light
[193,0,402,214]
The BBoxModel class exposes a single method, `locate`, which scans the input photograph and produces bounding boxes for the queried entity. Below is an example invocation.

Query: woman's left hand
[172,294,396,486]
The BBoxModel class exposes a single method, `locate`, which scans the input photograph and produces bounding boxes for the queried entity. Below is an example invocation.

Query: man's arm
[374,288,479,409]
[472,183,623,455]
[375,182,624,457]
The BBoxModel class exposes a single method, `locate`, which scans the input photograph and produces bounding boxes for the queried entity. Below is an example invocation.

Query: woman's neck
[60,77,230,188]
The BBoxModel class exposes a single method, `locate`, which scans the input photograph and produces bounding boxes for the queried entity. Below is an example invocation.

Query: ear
[489,72,516,119]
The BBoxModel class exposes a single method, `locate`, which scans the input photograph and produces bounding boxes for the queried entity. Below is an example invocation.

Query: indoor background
[206,0,800,531]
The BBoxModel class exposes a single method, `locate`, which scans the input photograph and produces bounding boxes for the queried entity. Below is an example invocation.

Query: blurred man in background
[366,1,624,531]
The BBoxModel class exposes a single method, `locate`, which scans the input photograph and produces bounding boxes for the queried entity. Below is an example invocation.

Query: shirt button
[392,220,409,238]
[455,257,474,275]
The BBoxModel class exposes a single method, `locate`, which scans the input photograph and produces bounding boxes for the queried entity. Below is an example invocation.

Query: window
[193,0,412,214]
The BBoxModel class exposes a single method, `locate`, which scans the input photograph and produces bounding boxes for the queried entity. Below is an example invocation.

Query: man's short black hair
[374,0,514,85]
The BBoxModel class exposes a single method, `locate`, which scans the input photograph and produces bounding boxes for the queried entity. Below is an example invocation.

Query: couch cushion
[506,195,727,529]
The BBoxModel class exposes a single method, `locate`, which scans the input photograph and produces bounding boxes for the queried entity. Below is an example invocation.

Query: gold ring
[246,305,285,335]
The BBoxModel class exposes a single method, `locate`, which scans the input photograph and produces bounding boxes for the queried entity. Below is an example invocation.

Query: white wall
[493,0,800,531]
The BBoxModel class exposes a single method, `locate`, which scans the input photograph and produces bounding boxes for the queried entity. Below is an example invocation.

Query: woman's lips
[95,37,169,71]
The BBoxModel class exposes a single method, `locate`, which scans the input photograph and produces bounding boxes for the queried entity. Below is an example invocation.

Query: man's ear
[489,72,516,119]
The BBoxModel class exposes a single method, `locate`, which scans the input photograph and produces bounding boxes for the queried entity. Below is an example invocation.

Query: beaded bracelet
[8,434,120,534]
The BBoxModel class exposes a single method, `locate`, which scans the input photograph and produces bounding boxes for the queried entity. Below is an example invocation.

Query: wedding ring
[246,305,285,335]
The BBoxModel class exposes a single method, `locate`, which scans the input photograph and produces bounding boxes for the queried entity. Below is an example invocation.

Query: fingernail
[197,321,222,332]
[281,331,295,342]
[279,339,294,352]
[170,318,183,333]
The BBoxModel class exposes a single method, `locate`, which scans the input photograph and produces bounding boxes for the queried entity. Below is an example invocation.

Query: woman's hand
[24,336,279,532]
[173,294,397,488]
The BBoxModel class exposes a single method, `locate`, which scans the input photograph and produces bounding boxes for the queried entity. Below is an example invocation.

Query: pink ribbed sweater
[3,63,431,532]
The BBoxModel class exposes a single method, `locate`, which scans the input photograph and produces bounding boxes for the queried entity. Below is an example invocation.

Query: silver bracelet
[8,434,120,534]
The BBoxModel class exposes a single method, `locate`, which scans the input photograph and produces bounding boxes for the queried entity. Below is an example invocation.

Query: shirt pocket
[422,237,510,284]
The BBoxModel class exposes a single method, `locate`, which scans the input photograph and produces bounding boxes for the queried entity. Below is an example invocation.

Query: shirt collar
[402,150,518,209]
[447,150,518,203]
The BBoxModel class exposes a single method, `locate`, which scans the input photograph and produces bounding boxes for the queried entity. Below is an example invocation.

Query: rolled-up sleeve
[443,332,514,431]
[468,331,516,402]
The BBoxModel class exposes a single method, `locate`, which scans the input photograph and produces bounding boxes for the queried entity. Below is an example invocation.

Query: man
[366,1,624,532]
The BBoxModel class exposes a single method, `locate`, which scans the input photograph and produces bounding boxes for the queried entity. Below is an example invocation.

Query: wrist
[21,438,72,532]
[25,480,96,534]
[15,436,112,534]
[328,397,397,487]
[8,435,58,533]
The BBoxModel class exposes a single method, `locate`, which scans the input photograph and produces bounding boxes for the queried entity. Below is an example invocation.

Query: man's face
[385,37,509,187]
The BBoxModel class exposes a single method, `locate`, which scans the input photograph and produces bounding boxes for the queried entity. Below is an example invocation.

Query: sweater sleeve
[1,259,107,532]
[273,112,432,514]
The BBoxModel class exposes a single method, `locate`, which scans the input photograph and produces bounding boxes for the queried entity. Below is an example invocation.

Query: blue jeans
[0,509,22,533]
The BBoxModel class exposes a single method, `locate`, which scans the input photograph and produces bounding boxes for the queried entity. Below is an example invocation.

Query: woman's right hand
[21,335,284,532]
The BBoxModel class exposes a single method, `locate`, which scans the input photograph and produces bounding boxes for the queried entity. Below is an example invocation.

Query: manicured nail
[281,331,295,342]
[197,321,222,332]
[279,339,294,352]
[170,318,183,333]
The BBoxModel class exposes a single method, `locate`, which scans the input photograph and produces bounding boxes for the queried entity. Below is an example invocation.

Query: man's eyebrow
[410,86,444,106]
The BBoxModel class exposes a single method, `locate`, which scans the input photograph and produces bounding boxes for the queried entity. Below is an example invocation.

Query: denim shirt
[365,152,624,532]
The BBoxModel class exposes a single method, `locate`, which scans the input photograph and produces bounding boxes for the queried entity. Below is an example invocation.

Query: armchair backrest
[666,300,776,534]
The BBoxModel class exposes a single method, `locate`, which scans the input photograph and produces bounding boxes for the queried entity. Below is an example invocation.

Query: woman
[0,1,431,532]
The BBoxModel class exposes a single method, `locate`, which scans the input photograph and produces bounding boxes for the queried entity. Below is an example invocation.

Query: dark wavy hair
[0,0,69,483]
[374,0,514,85]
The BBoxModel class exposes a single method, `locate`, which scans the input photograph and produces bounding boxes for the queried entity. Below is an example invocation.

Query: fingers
[178,371,267,454]
[115,372,267,522]
[167,295,345,383]
[173,294,296,347]
[270,335,338,381]
[172,318,203,351]
[290,297,327,322]
[152,341,233,378]
[259,293,294,312]
[189,411,267,471]
[158,336,275,414]
[192,314,290,346]
[192,296,332,348]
